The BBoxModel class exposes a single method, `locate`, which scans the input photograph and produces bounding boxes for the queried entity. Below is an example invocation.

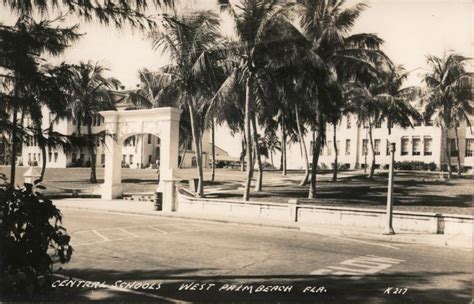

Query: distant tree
[68,61,121,183]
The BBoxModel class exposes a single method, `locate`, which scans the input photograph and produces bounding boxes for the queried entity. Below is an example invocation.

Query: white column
[158,115,180,186]
[158,109,181,212]
[101,111,123,200]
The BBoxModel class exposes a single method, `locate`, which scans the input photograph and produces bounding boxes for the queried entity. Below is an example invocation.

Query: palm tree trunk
[211,118,216,182]
[281,115,287,176]
[454,127,462,176]
[38,141,47,184]
[332,122,338,182]
[368,126,376,179]
[444,129,452,179]
[243,76,253,201]
[308,129,322,199]
[240,136,245,172]
[9,103,18,187]
[252,114,263,192]
[179,149,186,168]
[295,106,309,186]
[87,123,97,183]
[188,103,204,197]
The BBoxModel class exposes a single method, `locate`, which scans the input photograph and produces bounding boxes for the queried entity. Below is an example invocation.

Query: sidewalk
[53,198,472,251]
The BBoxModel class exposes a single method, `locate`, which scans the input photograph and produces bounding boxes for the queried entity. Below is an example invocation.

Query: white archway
[99,107,181,201]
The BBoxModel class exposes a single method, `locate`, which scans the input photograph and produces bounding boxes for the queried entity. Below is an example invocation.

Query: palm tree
[377,65,422,136]
[3,0,168,29]
[423,52,472,178]
[215,0,292,200]
[68,61,120,183]
[294,0,389,197]
[345,82,383,179]
[149,11,221,197]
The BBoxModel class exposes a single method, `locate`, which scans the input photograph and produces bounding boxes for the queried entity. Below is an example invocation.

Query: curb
[56,204,472,251]
[300,226,473,251]
[55,204,300,231]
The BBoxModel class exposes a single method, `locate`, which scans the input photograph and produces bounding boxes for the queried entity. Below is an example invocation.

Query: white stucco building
[16,105,216,170]
[283,114,474,172]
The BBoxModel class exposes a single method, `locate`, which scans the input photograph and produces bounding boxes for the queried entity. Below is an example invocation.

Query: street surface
[50,209,472,303]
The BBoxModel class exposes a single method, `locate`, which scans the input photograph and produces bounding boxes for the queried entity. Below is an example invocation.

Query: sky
[0,0,472,156]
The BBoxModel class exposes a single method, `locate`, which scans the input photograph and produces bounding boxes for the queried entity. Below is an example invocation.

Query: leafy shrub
[331,163,350,170]
[318,163,328,170]
[0,174,73,299]
[27,160,38,167]
[393,161,437,171]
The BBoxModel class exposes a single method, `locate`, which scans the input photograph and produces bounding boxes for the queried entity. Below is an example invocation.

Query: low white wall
[178,193,295,222]
[296,205,439,233]
[177,191,473,236]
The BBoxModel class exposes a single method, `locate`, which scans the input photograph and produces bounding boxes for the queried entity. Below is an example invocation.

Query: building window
[386,140,391,156]
[450,139,458,157]
[401,137,409,155]
[336,140,340,156]
[54,152,58,162]
[412,137,421,155]
[148,134,152,144]
[122,155,126,163]
[363,121,369,129]
[346,117,351,129]
[345,139,350,156]
[425,119,433,126]
[28,153,31,162]
[148,155,152,164]
[374,139,380,155]
[101,154,106,165]
[413,119,421,127]
[424,137,433,156]
[465,139,474,157]
[327,141,332,156]
[129,154,133,164]
[48,152,52,162]
[362,139,368,156]
[375,120,382,128]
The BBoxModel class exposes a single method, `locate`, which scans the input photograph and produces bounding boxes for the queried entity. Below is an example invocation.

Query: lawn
[1,166,472,215]
[208,172,474,215]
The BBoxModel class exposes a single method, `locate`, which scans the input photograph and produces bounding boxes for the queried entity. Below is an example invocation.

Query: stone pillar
[162,177,177,212]
[101,111,123,200]
[158,109,180,190]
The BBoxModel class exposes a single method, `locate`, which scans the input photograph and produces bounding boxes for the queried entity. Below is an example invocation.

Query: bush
[0,174,73,299]
[27,160,38,167]
[393,161,437,171]
[331,163,350,170]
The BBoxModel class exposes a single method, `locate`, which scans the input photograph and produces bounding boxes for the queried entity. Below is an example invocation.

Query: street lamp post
[383,135,397,235]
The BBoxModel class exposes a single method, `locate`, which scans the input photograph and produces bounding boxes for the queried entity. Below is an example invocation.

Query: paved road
[50,210,472,303]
